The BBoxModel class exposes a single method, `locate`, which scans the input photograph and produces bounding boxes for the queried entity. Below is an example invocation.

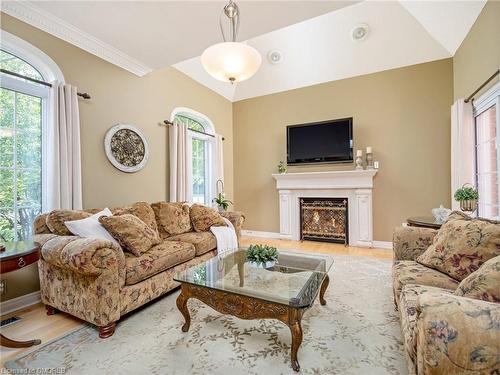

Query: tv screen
[287,118,353,165]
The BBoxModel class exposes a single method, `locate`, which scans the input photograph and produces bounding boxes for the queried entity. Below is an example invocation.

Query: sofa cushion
[125,241,195,285]
[151,202,192,238]
[46,210,92,235]
[399,284,453,365]
[455,255,500,302]
[417,211,500,281]
[99,214,160,256]
[166,231,217,256]
[190,204,226,232]
[392,261,459,303]
[112,201,159,236]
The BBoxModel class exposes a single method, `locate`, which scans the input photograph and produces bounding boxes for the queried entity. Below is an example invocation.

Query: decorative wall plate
[104,124,149,173]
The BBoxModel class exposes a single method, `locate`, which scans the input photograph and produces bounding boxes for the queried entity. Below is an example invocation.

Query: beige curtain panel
[169,120,190,202]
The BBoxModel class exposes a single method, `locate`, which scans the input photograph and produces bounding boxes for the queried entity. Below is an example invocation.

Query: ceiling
[1,1,486,101]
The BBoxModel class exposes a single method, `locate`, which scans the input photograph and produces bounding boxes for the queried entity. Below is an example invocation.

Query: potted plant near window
[213,179,233,212]
[454,184,479,213]
[246,244,279,269]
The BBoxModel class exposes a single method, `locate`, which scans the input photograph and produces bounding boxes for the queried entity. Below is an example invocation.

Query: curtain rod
[163,120,225,141]
[0,69,91,99]
[464,69,499,103]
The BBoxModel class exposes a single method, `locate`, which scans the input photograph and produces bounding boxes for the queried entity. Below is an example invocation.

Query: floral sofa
[392,212,500,375]
[33,201,244,338]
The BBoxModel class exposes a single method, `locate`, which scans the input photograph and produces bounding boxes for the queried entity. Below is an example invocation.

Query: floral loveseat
[392,212,500,375]
[33,201,244,338]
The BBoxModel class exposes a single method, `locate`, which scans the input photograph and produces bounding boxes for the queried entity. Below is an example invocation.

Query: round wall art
[104,124,149,173]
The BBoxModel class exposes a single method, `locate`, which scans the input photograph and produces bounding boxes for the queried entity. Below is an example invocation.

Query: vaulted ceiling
[1,1,486,101]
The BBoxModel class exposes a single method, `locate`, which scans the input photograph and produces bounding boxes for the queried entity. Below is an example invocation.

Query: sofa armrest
[393,226,437,261]
[41,236,125,279]
[415,292,500,374]
[220,211,245,242]
[34,213,51,234]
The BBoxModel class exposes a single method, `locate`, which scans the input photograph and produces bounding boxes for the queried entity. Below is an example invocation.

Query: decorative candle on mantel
[355,150,363,170]
[366,146,374,169]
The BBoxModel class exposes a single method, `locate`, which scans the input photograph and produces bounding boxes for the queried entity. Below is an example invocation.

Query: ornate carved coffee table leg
[288,308,304,372]
[320,274,330,306]
[176,286,191,332]
[0,333,41,348]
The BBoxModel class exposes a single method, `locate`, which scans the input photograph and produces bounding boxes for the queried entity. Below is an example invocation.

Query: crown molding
[1,1,153,77]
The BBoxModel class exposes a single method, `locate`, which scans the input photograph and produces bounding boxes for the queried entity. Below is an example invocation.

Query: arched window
[0,31,63,241]
[172,108,215,205]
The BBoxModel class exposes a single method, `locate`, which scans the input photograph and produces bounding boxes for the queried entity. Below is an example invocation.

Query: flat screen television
[287,118,353,165]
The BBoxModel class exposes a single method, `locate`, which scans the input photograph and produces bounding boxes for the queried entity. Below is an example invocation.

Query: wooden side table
[406,216,442,230]
[0,241,42,348]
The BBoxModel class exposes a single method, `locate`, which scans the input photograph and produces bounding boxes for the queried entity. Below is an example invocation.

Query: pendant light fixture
[201,1,262,84]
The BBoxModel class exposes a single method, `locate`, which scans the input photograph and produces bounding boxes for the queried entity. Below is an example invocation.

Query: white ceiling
[1,0,486,101]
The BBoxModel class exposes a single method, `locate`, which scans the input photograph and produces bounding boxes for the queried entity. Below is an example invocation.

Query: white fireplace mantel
[272,170,378,247]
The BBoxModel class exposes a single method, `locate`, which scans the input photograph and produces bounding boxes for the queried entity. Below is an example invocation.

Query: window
[474,83,500,219]
[0,32,63,241]
[173,109,215,205]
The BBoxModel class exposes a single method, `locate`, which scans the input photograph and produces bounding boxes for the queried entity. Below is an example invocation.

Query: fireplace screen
[300,198,348,244]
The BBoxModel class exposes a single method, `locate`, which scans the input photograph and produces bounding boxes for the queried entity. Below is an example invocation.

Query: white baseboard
[0,291,41,315]
[372,241,393,250]
[241,230,281,239]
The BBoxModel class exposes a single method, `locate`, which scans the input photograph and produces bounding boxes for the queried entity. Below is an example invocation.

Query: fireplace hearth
[300,198,348,244]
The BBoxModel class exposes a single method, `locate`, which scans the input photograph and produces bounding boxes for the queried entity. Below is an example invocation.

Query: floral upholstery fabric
[151,201,192,238]
[415,291,500,375]
[34,214,51,234]
[398,284,453,374]
[33,233,59,246]
[220,211,245,241]
[455,255,500,303]
[417,211,500,281]
[46,210,92,235]
[166,231,217,256]
[392,261,458,303]
[112,201,159,236]
[190,204,226,232]
[99,214,161,256]
[125,241,195,285]
[120,250,216,315]
[393,226,437,261]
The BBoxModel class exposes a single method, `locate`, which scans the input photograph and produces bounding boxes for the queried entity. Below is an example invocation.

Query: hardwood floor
[0,237,392,366]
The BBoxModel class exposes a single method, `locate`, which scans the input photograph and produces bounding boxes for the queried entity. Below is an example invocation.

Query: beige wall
[453,1,500,101]
[233,59,454,242]
[0,13,233,301]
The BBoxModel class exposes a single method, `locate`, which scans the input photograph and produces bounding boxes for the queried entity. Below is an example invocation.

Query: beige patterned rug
[5,255,407,375]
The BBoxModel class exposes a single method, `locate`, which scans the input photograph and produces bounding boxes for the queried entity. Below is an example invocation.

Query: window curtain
[169,120,190,202]
[213,134,224,192]
[451,99,475,210]
[45,82,82,211]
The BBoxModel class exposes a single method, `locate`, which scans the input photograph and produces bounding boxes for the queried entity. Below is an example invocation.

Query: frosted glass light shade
[201,42,262,83]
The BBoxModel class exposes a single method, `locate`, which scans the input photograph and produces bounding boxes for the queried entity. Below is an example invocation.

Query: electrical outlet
[0,280,6,295]
[374,161,379,169]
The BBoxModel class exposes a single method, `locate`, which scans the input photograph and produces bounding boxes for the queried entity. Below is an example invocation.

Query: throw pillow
[190,204,226,232]
[151,202,192,238]
[64,208,118,244]
[99,214,161,256]
[417,211,500,281]
[46,210,92,235]
[455,256,500,302]
[112,201,159,236]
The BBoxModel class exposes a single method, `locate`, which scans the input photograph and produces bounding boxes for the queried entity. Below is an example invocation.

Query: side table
[0,241,42,348]
[406,216,442,230]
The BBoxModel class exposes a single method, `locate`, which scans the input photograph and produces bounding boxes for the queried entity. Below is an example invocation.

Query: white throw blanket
[210,217,238,254]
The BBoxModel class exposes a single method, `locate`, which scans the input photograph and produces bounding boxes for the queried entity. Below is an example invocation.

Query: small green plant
[454,186,479,201]
[246,244,279,263]
[278,160,287,174]
[213,192,233,211]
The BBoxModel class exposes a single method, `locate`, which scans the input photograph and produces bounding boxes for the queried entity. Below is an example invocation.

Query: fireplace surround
[273,170,377,247]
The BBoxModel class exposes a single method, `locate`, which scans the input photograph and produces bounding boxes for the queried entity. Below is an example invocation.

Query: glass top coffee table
[174,249,334,371]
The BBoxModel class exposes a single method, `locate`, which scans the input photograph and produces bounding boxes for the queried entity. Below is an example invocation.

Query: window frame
[473,82,500,219]
[171,107,216,205]
[1,31,64,240]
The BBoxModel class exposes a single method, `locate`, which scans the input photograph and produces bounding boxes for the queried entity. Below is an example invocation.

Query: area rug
[5,255,406,375]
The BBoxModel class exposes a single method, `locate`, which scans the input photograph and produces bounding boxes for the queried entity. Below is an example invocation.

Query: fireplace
[300,198,348,244]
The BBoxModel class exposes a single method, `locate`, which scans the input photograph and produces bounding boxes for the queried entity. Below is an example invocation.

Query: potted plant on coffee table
[454,184,479,213]
[246,244,279,269]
